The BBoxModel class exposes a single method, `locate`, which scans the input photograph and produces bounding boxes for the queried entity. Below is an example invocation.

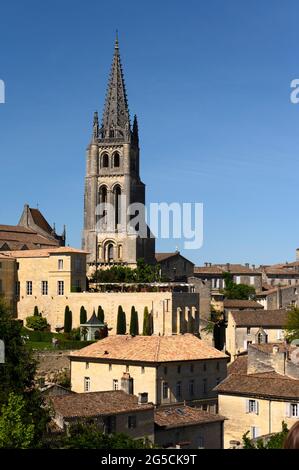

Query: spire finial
[115,30,119,49]
[92,111,99,142]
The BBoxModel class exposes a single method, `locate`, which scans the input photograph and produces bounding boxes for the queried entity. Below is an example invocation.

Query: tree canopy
[222,272,256,300]
[92,258,162,283]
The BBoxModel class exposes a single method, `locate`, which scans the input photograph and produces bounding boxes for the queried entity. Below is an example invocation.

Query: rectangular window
[58,259,64,270]
[198,436,204,449]
[246,399,259,414]
[250,276,255,286]
[176,381,182,400]
[164,366,168,375]
[84,377,90,392]
[290,404,299,417]
[57,281,64,295]
[162,382,169,400]
[41,281,48,295]
[26,281,32,296]
[190,364,194,373]
[235,276,241,284]
[113,379,118,390]
[105,416,116,434]
[251,426,260,439]
[126,365,129,372]
[128,415,137,429]
[109,364,112,371]
[141,366,145,374]
[189,380,195,397]
[277,329,283,340]
[177,365,181,374]
[247,327,251,335]
[85,362,89,369]
[15,281,20,297]
[0,262,2,269]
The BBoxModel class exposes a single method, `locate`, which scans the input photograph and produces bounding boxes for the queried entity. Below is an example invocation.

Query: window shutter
[245,399,249,413]
[255,401,259,415]
[286,403,291,418]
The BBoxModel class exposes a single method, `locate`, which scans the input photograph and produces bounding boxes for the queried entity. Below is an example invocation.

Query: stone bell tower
[82,34,155,268]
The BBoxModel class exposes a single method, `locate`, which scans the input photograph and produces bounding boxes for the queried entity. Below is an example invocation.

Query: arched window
[102,154,109,168]
[113,153,120,167]
[109,130,115,138]
[113,185,121,228]
[99,186,107,204]
[107,243,114,262]
[118,244,122,260]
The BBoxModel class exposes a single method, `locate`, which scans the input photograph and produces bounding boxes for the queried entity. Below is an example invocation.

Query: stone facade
[82,37,155,267]
[256,285,298,310]
[0,253,17,314]
[156,252,194,281]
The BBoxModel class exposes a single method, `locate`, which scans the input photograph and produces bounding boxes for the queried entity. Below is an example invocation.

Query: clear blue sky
[0,0,299,266]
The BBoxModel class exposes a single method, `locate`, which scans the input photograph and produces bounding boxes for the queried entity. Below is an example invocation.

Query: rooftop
[155,252,194,265]
[230,309,288,327]
[0,247,88,258]
[194,263,262,275]
[50,390,153,419]
[154,406,225,429]
[70,334,228,363]
[223,299,264,309]
[215,371,299,400]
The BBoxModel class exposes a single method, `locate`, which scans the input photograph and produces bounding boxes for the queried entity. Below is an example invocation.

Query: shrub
[116,306,126,335]
[97,306,104,323]
[33,306,40,317]
[80,306,87,325]
[142,307,151,336]
[26,316,48,332]
[130,306,139,336]
[64,306,72,333]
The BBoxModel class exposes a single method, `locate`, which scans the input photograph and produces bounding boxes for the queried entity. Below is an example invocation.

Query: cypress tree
[80,306,87,324]
[130,306,139,336]
[143,306,151,336]
[33,306,39,317]
[116,306,126,335]
[97,305,104,323]
[64,306,72,333]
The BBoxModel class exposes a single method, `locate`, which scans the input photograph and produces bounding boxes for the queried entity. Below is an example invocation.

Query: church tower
[82,35,155,267]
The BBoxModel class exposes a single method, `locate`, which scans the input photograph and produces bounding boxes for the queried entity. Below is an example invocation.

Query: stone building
[155,252,194,281]
[70,334,228,411]
[50,390,155,442]
[0,205,65,251]
[154,406,225,449]
[0,252,17,314]
[226,309,288,361]
[193,263,263,291]
[82,36,155,268]
[256,284,298,310]
[216,343,299,448]
[12,254,199,334]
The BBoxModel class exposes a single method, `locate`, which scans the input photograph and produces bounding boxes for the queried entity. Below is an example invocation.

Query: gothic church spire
[101,34,130,138]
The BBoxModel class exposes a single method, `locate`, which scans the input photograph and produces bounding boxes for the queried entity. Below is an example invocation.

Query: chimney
[204,262,208,267]
[245,263,249,268]
[226,263,230,271]
[252,264,255,270]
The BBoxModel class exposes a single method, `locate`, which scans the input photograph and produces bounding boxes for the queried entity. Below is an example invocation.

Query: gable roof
[215,372,299,400]
[223,299,264,310]
[70,334,228,363]
[154,406,225,429]
[155,252,194,265]
[230,309,288,327]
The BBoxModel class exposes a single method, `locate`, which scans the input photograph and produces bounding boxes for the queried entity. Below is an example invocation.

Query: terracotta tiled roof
[264,267,299,276]
[0,252,15,260]
[155,252,194,265]
[70,334,228,362]
[0,247,88,258]
[50,391,153,418]
[230,309,288,327]
[256,285,298,297]
[223,299,264,309]
[0,224,60,250]
[154,406,225,429]
[215,372,299,400]
[194,264,262,275]
[227,356,248,375]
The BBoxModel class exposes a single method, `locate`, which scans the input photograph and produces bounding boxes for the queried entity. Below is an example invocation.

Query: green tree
[284,306,299,342]
[222,272,256,300]
[64,306,72,333]
[0,299,49,445]
[97,306,104,323]
[0,393,35,448]
[143,306,152,336]
[62,423,152,449]
[80,306,87,324]
[33,306,40,317]
[116,306,126,335]
[242,422,288,449]
[26,315,48,331]
[129,306,139,336]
